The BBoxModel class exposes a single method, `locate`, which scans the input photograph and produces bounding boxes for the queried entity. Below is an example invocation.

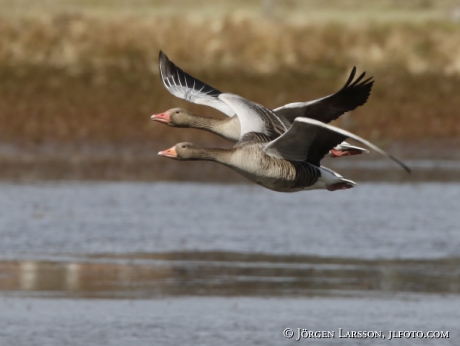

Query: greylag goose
[152,51,373,157]
[158,93,410,193]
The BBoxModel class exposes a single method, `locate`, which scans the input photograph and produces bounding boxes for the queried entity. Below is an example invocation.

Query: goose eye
[181,145,186,148]
[175,110,180,114]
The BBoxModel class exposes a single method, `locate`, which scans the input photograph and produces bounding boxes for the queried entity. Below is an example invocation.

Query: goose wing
[273,67,374,123]
[159,51,235,117]
[263,117,411,173]
[218,93,287,139]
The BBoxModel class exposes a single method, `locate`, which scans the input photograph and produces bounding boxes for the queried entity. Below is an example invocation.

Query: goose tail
[330,142,369,158]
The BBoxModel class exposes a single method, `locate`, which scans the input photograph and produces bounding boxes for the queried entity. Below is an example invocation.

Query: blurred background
[1,1,460,345]
[1,0,460,181]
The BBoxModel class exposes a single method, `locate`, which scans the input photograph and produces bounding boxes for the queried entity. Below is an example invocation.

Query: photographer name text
[283,328,449,341]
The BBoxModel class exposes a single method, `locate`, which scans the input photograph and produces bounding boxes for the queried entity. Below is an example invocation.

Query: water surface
[1,182,458,259]
[0,182,458,345]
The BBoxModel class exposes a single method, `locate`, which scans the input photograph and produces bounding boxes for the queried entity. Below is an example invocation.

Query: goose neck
[189,115,223,131]
[194,147,231,163]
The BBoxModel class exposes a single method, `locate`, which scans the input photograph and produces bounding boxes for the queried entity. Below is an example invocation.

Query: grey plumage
[153,52,373,154]
[156,52,410,191]
[158,51,373,142]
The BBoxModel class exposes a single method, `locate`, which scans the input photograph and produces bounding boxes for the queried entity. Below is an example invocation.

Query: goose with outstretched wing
[158,93,410,193]
[152,51,372,157]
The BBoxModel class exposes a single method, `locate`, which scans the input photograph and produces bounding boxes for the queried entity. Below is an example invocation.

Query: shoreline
[1,137,458,182]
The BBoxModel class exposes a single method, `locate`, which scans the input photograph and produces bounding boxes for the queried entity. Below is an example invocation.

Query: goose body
[158,94,410,193]
[159,140,355,192]
[152,51,373,157]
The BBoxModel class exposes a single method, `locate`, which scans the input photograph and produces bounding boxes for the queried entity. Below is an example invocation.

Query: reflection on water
[2,252,459,299]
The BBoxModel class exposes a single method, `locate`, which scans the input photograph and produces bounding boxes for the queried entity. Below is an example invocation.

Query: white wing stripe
[294,118,411,173]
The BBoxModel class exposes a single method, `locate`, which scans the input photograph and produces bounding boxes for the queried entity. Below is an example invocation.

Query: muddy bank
[0,140,459,182]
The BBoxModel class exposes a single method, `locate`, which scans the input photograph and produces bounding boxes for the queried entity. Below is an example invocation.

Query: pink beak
[151,111,171,124]
[158,146,177,158]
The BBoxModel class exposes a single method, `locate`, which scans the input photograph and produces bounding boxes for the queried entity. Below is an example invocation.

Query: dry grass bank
[1,16,460,142]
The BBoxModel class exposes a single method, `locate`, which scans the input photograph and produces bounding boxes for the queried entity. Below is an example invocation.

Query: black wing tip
[385,152,412,174]
[159,50,179,80]
[158,50,167,72]
[159,50,168,63]
[398,160,412,174]
[159,51,172,66]
[343,67,357,88]
[402,162,412,174]
[343,67,375,89]
[157,50,223,97]
[342,71,375,108]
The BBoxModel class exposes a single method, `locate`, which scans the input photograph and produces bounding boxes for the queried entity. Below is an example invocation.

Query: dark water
[0,182,459,345]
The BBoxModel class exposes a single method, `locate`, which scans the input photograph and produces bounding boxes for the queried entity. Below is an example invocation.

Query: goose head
[151,108,194,127]
[158,142,201,160]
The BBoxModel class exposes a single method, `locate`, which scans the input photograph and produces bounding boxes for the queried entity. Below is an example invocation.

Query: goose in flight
[152,51,373,157]
[158,93,411,193]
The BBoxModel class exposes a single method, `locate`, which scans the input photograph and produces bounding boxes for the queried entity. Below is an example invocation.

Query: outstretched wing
[218,93,287,139]
[273,67,374,123]
[263,117,411,173]
[159,51,235,117]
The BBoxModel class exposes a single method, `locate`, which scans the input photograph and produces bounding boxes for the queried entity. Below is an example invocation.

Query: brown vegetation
[0,9,459,180]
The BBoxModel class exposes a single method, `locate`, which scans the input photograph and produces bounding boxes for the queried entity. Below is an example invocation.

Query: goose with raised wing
[158,93,410,193]
[152,51,372,157]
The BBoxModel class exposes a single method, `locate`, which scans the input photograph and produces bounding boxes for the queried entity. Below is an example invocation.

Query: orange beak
[151,111,171,124]
[158,145,177,158]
